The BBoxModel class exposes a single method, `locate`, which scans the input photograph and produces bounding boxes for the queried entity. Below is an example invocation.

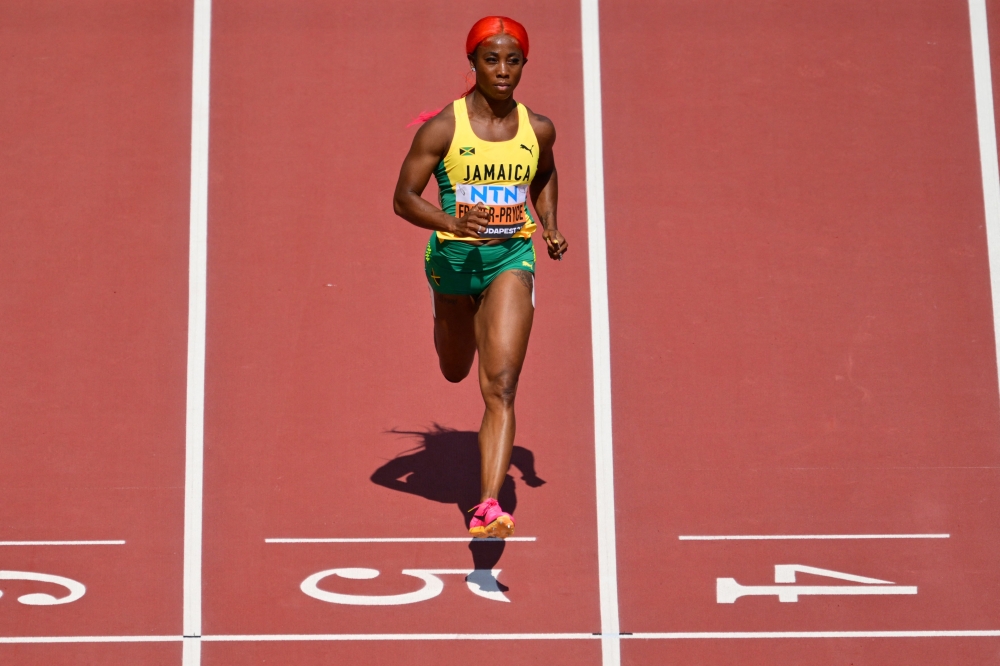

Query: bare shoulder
[522,104,556,150]
[410,102,456,157]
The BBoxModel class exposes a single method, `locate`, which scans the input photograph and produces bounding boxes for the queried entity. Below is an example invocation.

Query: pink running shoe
[468,498,515,539]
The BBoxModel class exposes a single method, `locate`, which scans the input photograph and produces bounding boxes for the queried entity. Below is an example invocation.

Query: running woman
[393,16,566,539]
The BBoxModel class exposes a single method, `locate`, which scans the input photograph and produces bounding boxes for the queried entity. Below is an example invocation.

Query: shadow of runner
[370,424,545,527]
[468,539,510,595]
[371,425,546,589]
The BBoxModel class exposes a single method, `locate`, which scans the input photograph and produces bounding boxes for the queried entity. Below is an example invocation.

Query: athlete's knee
[441,363,471,383]
[438,350,474,383]
[434,325,475,383]
[483,368,520,406]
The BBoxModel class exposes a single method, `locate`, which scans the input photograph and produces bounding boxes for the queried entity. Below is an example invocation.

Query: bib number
[456,183,529,239]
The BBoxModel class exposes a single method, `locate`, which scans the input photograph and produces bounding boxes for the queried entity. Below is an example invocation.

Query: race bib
[455,183,529,239]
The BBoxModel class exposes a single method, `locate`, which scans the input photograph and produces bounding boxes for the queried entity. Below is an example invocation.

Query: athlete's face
[469,34,525,101]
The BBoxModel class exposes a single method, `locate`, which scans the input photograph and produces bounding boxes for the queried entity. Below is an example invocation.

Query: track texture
[601,0,1000,662]
[5,2,1000,664]
[203,1,598,661]
[0,0,192,659]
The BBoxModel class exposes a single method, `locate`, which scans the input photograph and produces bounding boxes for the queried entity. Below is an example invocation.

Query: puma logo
[519,144,534,156]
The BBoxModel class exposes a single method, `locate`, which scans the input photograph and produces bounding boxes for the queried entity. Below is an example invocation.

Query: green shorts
[425,233,536,296]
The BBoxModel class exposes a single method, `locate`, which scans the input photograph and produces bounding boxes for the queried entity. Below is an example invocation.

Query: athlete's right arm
[393,113,490,238]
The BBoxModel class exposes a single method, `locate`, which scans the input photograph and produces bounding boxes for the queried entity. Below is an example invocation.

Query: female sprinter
[393,16,566,539]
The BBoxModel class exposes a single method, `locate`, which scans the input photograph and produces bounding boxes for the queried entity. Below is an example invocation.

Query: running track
[2,1,1000,664]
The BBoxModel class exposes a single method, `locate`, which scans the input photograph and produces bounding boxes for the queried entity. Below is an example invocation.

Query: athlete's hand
[543,229,567,260]
[452,203,491,238]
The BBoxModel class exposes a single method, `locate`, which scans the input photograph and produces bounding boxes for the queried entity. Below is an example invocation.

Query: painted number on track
[301,568,509,605]
[717,564,917,603]
[0,570,86,605]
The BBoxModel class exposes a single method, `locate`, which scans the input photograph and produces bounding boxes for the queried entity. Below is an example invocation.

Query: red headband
[406,17,529,126]
[466,16,529,59]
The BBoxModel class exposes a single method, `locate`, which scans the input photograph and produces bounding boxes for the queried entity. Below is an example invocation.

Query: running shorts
[424,232,535,296]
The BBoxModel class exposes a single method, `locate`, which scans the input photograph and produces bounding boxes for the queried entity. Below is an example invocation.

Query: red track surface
[202,0,598,661]
[4,1,1000,664]
[0,0,191,661]
[603,0,1000,662]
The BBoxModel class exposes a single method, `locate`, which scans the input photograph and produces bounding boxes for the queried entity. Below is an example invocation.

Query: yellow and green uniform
[426,96,539,295]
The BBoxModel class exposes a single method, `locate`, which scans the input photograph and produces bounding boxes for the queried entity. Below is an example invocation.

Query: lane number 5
[301,568,508,605]
[0,570,86,605]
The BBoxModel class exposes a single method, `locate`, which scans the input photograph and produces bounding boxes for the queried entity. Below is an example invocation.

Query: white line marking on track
[627,631,1000,639]
[0,636,183,644]
[969,0,1000,394]
[184,0,212,661]
[265,537,537,543]
[3,631,999,644]
[0,541,126,546]
[183,636,201,663]
[679,534,950,541]
[206,633,596,641]
[580,1,620,665]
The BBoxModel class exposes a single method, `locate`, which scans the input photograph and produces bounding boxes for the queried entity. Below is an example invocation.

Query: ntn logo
[456,183,526,205]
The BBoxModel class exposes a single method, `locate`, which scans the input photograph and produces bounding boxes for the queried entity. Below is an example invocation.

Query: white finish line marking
[0,541,125,546]
[265,537,536,543]
[2,631,999,644]
[627,631,1000,640]
[0,636,183,644]
[680,534,949,541]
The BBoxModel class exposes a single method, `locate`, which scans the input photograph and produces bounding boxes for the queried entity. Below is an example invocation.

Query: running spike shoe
[468,498,515,539]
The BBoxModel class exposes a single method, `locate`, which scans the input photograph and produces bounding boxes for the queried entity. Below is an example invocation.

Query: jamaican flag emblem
[459,147,475,156]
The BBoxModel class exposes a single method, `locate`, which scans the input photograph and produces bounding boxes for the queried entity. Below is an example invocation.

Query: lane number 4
[717,564,917,604]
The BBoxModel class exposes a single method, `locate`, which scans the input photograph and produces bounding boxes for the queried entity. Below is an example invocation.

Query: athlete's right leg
[432,290,478,383]
[474,269,534,501]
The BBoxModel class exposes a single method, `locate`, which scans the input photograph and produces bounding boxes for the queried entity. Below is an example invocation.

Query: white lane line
[0,541,126,546]
[0,636,181,644]
[205,633,598,642]
[3,631,998,644]
[183,636,201,664]
[580,1,620,665]
[628,631,1000,639]
[265,537,537,543]
[184,0,212,657]
[969,0,1000,393]
[679,534,950,541]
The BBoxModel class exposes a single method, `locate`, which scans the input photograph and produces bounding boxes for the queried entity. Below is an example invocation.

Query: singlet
[434,96,539,242]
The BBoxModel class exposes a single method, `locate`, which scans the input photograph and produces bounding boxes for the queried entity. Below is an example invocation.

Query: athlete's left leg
[473,269,534,501]
[432,291,478,382]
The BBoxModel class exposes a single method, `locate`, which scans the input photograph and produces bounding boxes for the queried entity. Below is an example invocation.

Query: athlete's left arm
[528,111,567,260]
